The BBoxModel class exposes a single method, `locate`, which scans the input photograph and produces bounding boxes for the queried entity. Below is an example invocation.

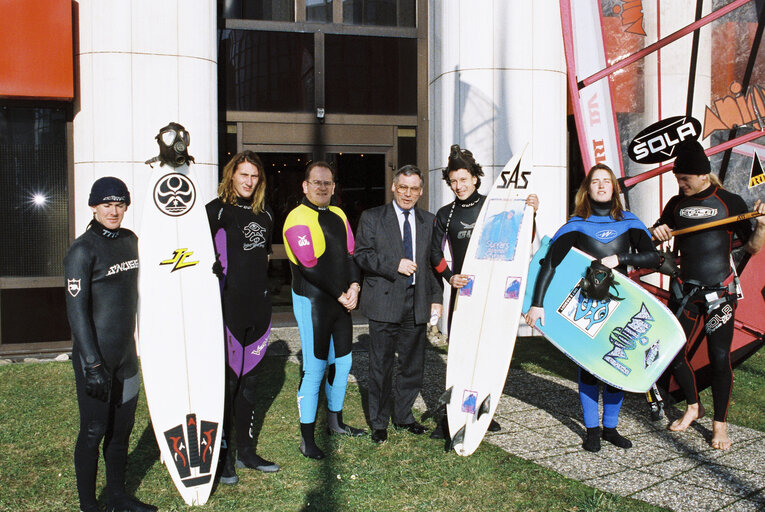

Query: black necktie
[403,210,413,285]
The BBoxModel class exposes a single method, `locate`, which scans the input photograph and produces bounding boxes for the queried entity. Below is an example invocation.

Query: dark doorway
[327,152,386,233]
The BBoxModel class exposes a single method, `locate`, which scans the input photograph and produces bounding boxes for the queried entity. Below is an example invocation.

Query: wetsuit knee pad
[85,419,108,447]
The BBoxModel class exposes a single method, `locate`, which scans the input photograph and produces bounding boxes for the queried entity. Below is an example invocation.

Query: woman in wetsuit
[524,164,661,452]
[206,151,279,481]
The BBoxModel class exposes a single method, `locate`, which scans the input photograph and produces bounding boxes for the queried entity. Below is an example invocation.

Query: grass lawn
[0,352,669,512]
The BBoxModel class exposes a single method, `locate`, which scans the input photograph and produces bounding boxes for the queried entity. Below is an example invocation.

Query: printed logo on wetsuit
[457,221,475,240]
[595,229,618,241]
[67,279,81,297]
[679,206,717,219]
[163,414,218,486]
[243,222,266,250]
[153,173,196,217]
[297,235,310,247]
[106,259,139,276]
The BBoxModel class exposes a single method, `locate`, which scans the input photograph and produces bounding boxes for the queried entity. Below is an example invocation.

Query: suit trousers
[367,287,426,429]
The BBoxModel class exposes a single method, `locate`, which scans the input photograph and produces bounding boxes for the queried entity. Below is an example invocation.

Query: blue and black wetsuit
[530,202,660,432]
[283,198,360,423]
[64,220,140,511]
[656,185,753,422]
[206,197,273,460]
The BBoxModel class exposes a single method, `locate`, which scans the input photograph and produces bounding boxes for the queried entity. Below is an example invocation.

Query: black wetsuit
[430,190,486,328]
[64,219,140,511]
[206,197,273,458]
[283,197,361,422]
[530,202,660,430]
[656,185,753,422]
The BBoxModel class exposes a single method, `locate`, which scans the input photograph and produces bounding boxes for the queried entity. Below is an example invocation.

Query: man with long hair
[207,150,279,483]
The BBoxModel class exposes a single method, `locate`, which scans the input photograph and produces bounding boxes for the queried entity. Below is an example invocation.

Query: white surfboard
[137,164,225,505]
[444,144,535,456]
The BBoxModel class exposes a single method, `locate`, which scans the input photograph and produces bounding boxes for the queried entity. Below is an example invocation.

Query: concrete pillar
[428,0,568,240]
[73,0,218,233]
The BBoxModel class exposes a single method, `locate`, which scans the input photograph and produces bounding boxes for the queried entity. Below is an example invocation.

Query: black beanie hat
[672,139,710,175]
[88,177,131,206]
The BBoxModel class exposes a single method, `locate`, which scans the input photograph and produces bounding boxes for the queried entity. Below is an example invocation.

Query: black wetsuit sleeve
[266,206,274,255]
[530,231,578,307]
[430,210,453,283]
[64,242,102,370]
[618,229,662,269]
[354,209,400,281]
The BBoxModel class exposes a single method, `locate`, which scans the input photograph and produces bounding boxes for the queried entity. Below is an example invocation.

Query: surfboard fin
[477,395,491,420]
[448,425,465,451]
[438,387,453,406]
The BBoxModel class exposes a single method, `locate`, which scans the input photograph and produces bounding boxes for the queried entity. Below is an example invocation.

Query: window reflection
[342,0,415,27]
[221,0,294,21]
[0,105,68,277]
[306,0,332,22]
[219,30,315,112]
[325,35,417,115]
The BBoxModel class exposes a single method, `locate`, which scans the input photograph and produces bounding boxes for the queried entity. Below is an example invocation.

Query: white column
[428,0,568,240]
[73,0,218,233]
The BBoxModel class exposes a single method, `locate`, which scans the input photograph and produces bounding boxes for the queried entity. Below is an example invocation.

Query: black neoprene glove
[212,259,224,279]
[84,363,111,402]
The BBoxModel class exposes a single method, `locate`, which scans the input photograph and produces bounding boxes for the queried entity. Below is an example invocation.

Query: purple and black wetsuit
[206,197,273,456]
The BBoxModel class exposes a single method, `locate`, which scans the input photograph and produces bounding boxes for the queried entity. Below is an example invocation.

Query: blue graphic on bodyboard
[476,199,525,261]
[459,275,475,296]
[505,277,522,299]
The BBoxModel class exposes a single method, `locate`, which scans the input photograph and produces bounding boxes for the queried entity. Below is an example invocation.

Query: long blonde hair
[218,150,267,213]
[572,163,625,220]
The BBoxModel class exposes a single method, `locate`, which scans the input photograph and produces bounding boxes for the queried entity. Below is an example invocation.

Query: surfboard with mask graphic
[522,236,686,393]
[137,124,224,506]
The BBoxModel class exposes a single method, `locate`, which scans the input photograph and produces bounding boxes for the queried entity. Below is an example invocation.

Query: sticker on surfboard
[461,390,478,414]
[476,199,525,261]
[504,276,522,299]
[556,282,621,338]
[459,275,475,296]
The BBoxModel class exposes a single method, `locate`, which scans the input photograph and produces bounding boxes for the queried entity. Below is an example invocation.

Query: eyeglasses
[395,185,422,194]
[307,180,334,188]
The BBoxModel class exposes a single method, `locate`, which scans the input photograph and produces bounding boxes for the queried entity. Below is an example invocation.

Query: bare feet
[669,402,705,432]
[711,421,732,450]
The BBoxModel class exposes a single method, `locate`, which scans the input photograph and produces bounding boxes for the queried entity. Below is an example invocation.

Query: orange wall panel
[0,0,74,100]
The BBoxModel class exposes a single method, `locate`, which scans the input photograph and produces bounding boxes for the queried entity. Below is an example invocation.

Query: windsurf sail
[562,0,765,393]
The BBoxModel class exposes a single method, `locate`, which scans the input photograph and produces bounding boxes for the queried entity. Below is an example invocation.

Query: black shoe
[80,506,102,512]
[488,419,501,432]
[299,421,326,460]
[371,429,388,443]
[106,494,157,512]
[582,427,601,452]
[394,421,427,435]
[602,427,632,449]
[219,451,239,484]
[236,451,280,473]
[299,443,326,459]
[430,417,448,440]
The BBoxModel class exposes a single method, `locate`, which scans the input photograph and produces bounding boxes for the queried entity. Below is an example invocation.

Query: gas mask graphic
[146,122,195,168]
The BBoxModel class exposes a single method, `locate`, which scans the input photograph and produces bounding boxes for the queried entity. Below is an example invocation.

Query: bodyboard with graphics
[445,144,534,456]
[523,236,685,393]
[137,164,225,506]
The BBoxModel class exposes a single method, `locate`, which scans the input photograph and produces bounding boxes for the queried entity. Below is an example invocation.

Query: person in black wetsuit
[652,139,765,450]
[524,164,661,452]
[283,161,366,460]
[429,144,539,439]
[206,151,280,483]
[64,177,156,512]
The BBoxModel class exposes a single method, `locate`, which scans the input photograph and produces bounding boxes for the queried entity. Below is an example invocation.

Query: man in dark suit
[355,165,443,443]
